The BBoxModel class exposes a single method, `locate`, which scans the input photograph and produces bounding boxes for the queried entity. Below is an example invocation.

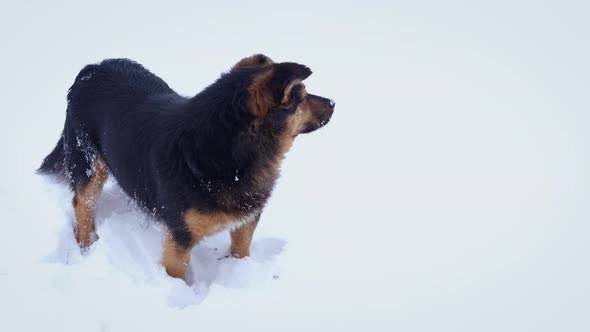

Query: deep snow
[1,1,589,331]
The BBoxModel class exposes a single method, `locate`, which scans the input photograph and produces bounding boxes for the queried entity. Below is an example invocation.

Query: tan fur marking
[184,209,249,241]
[230,218,259,258]
[162,232,192,280]
[250,96,310,188]
[251,78,311,183]
[231,54,274,71]
[280,79,306,105]
[251,130,296,194]
[161,209,257,280]
[248,68,275,116]
[74,158,108,249]
[276,99,314,154]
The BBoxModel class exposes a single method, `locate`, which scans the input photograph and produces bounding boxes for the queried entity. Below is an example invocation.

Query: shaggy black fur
[38,58,329,249]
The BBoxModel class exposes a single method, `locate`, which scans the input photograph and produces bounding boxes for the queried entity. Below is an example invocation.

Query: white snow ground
[1,1,589,331]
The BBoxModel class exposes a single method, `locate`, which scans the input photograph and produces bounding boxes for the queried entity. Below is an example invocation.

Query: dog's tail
[37,135,66,177]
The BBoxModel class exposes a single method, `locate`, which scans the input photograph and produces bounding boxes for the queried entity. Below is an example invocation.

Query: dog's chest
[183,208,259,238]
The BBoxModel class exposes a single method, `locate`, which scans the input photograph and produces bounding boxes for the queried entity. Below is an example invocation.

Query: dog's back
[39,59,181,206]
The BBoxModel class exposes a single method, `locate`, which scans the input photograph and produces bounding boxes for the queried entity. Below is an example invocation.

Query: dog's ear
[231,54,274,72]
[267,62,312,102]
[248,62,312,116]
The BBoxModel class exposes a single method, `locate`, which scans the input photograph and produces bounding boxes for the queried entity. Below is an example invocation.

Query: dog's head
[231,54,335,137]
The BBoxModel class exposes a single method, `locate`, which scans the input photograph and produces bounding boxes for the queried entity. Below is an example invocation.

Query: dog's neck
[175,100,293,213]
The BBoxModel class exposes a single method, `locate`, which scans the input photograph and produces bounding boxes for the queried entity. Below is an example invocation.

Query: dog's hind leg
[72,158,108,249]
[61,122,109,249]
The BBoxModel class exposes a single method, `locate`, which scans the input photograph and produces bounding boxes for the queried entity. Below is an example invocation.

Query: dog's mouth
[295,95,334,135]
[300,110,333,134]
[300,125,317,134]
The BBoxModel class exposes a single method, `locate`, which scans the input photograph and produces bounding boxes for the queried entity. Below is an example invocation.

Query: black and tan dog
[38,54,334,280]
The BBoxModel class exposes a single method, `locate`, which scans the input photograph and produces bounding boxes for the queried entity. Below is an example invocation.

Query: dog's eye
[288,84,304,104]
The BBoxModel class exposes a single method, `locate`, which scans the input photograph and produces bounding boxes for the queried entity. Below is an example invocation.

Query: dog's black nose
[329,99,336,108]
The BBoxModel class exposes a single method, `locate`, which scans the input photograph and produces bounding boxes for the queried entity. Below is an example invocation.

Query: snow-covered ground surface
[1,1,589,331]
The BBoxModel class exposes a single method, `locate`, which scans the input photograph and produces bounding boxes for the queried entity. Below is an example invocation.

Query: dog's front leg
[230,213,260,258]
[162,230,195,281]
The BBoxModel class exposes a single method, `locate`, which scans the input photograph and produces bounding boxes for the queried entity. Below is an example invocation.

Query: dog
[38,54,334,280]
